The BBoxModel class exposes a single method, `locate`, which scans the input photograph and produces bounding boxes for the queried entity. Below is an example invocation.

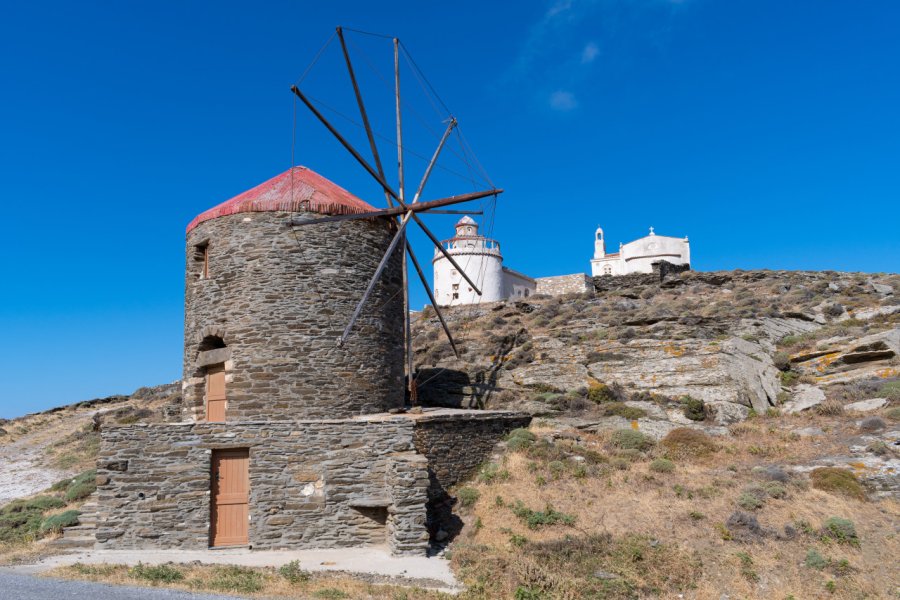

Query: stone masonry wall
[536,273,594,297]
[96,419,429,554]
[183,212,404,421]
[412,412,531,498]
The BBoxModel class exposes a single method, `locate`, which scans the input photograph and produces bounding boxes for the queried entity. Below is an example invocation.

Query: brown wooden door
[210,449,249,547]
[206,365,226,422]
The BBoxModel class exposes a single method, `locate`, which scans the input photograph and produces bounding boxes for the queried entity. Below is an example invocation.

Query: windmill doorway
[210,449,249,547]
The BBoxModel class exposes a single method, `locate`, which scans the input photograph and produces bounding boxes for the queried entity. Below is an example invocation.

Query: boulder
[706,401,751,425]
[782,384,825,414]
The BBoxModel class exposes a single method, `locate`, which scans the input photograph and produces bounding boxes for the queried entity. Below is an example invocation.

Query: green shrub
[457,487,480,507]
[737,492,764,510]
[588,382,617,403]
[65,482,96,502]
[313,589,350,599]
[129,563,184,584]
[886,406,900,421]
[548,461,567,478]
[479,462,510,484]
[0,495,67,542]
[40,510,80,533]
[773,352,791,371]
[206,565,264,593]
[649,458,675,473]
[822,517,859,547]
[514,587,544,600]
[805,548,827,570]
[610,429,654,451]
[680,396,706,421]
[278,560,310,584]
[598,402,647,420]
[507,428,537,451]
[810,468,866,501]
[878,381,900,401]
[764,482,787,499]
[511,501,576,530]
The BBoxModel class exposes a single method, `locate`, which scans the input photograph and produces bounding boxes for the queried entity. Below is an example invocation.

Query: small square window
[452,293,459,300]
[452,283,459,291]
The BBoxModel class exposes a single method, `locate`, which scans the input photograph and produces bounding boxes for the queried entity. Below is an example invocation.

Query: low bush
[773,352,791,371]
[278,560,310,584]
[878,381,900,401]
[0,495,67,543]
[65,482,95,502]
[587,382,618,403]
[40,510,80,533]
[815,400,844,416]
[858,416,886,432]
[313,590,349,599]
[660,428,717,459]
[737,492,764,510]
[763,482,787,499]
[506,428,537,451]
[804,548,828,570]
[129,563,184,584]
[649,458,675,473]
[511,501,576,529]
[810,468,867,501]
[885,406,900,421]
[206,565,265,594]
[599,402,646,420]
[822,517,859,547]
[456,487,480,507]
[610,429,654,451]
[478,463,510,484]
[680,396,706,421]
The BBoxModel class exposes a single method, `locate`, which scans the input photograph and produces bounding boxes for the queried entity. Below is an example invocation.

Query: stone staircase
[51,499,97,550]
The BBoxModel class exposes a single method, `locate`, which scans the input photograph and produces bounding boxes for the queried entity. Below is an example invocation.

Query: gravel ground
[0,569,248,600]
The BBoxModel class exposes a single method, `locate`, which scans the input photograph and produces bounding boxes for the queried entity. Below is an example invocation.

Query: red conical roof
[186,166,377,233]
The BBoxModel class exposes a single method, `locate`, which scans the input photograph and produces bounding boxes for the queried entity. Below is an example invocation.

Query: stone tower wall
[183,211,404,420]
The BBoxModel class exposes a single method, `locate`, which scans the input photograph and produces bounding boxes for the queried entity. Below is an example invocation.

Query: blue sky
[1,1,898,416]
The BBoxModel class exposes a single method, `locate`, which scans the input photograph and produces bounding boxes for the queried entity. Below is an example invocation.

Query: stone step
[63,525,96,537]
[50,536,95,549]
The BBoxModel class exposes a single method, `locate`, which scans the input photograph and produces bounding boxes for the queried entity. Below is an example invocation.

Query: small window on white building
[524,289,530,297]
[452,283,459,291]
[452,293,459,300]
[451,269,458,276]
[603,265,612,275]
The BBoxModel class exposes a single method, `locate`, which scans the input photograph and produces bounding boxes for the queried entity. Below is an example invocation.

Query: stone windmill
[290,27,503,402]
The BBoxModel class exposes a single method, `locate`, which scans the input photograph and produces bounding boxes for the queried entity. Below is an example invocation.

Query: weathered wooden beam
[337,27,393,209]
[407,241,459,358]
[289,188,501,226]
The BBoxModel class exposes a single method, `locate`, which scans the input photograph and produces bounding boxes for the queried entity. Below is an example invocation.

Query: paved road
[0,570,249,600]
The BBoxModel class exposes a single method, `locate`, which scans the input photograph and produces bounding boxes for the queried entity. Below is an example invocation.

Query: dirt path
[0,431,69,504]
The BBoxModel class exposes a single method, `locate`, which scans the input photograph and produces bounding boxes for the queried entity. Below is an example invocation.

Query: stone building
[95,167,528,554]
[590,226,691,276]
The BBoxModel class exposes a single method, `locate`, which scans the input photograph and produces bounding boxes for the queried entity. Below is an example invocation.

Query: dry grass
[51,562,453,599]
[448,416,899,599]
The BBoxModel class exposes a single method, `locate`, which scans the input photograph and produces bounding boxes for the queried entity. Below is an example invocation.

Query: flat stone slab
[11,546,460,591]
[782,384,825,414]
[844,398,888,412]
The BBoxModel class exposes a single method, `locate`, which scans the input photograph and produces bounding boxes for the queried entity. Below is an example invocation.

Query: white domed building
[432,216,535,306]
[591,226,690,276]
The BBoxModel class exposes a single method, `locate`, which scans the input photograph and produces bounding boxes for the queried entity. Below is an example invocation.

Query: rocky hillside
[0,384,180,505]
[410,269,900,598]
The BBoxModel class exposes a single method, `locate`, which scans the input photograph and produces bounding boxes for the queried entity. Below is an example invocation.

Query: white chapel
[590,226,690,276]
